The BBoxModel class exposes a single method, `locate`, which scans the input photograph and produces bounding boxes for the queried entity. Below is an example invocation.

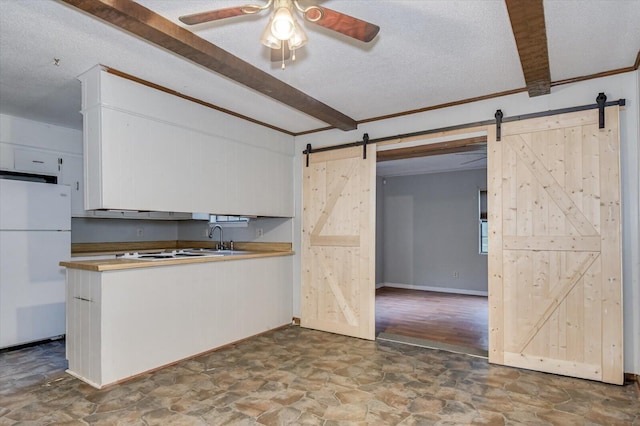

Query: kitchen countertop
[61,241,293,272]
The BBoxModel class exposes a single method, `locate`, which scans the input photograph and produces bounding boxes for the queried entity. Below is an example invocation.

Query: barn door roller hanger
[304,133,370,166]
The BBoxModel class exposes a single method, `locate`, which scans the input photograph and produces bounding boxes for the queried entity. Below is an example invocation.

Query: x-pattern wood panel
[310,160,359,248]
[515,251,598,353]
[301,146,376,340]
[503,132,601,354]
[315,247,357,326]
[489,107,622,384]
[505,134,598,237]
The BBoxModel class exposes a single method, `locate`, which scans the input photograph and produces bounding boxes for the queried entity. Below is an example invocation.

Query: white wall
[0,113,82,154]
[380,169,488,295]
[294,71,640,374]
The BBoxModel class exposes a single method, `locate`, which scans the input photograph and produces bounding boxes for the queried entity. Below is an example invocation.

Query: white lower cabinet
[65,256,292,388]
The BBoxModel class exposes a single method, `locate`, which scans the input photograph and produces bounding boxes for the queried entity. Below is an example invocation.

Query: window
[479,190,488,254]
[480,219,488,254]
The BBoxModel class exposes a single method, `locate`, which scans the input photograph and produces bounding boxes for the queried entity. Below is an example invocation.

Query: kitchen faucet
[208,224,224,250]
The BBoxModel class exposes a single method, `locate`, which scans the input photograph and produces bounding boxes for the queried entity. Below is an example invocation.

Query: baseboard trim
[380,283,488,297]
[625,373,640,399]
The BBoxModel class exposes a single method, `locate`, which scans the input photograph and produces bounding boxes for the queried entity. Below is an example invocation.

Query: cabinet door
[90,106,294,217]
[59,154,87,217]
[13,148,60,175]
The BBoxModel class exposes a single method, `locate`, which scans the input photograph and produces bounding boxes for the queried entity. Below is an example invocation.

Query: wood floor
[375,287,488,353]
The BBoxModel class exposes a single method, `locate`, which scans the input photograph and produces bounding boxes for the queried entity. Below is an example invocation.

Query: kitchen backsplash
[71,218,178,243]
[71,217,292,243]
[178,217,292,243]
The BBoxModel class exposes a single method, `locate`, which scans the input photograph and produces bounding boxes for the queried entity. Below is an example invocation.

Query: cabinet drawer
[14,148,59,175]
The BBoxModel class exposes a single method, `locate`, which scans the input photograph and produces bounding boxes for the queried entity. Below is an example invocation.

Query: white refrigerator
[0,179,71,349]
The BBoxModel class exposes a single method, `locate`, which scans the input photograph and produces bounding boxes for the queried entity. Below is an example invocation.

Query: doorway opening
[374,137,489,357]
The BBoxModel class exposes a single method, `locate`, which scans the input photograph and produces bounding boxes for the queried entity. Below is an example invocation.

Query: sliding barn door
[488,106,623,384]
[301,145,376,340]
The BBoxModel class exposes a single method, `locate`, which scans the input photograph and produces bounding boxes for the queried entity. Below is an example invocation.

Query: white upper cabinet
[78,66,294,217]
[13,148,60,175]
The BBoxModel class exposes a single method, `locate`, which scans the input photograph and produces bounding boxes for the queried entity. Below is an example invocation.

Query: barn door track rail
[303,93,625,165]
[494,92,624,140]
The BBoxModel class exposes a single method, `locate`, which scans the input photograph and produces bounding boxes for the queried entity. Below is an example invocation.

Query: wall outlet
[136,228,143,237]
[453,271,459,278]
[203,228,209,237]
[255,228,264,238]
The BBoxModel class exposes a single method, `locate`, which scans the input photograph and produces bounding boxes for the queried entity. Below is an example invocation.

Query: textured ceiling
[0,0,638,137]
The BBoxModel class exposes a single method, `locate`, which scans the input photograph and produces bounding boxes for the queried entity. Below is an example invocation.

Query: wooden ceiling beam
[505,0,551,97]
[377,136,486,162]
[60,0,358,131]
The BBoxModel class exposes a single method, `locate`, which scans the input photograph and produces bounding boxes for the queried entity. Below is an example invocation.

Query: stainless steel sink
[173,252,220,258]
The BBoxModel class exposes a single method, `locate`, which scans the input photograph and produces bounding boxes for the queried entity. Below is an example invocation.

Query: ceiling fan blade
[179,6,249,25]
[270,43,291,62]
[304,6,380,42]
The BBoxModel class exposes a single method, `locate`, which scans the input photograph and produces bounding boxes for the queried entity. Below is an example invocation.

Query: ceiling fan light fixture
[288,19,308,50]
[180,0,379,69]
[260,17,282,49]
[271,7,295,40]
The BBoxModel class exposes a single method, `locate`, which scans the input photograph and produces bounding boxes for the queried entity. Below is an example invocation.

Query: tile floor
[0,326,638,425]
